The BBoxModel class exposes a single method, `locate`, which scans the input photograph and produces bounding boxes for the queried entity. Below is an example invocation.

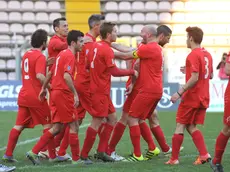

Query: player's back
[184,48,213,108]
[51,49,75,93]
[18,49,47,107]
[89,41,115,95]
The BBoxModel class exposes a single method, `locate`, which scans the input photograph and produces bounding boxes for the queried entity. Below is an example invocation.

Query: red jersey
[51,49,75,94]
[224,53,230,101]
[48,35,68,70]
[182,48,213,108]
[18,49,47,107]
[89,41,115,95]
[75,33,96,84]
[134,42,163,94]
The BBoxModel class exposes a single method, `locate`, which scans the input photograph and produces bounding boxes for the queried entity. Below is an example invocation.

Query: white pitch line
[0,123,90,152]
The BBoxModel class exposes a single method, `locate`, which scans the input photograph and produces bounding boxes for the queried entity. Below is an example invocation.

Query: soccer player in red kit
[166,27,213,165]
[2,29,56,162]
[113,25,167,161]
[56,14,105,159]
[75,14,104,124]
[48,17,68,68]
[210,54,230,172]
[108,25,175,161]
[80,22,138,163]
[26,30,84,165]
[41,17,69,159]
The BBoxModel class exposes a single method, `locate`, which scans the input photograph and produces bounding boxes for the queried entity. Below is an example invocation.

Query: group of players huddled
[1,14,230,172]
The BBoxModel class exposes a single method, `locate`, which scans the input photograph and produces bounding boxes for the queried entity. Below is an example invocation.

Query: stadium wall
[0,81,226,112]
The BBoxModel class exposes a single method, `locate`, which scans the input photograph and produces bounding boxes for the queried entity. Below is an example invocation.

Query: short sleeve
[64,54,75,76]
[104,48,116,68]
[187,53,199,73]
[135,44,156,59]
[35,55,46,75]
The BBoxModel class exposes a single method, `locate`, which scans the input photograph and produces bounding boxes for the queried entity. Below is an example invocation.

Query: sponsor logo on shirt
[67,66,71,71]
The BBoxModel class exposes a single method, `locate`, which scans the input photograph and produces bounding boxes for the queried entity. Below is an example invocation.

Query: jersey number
[24,58,29,79]
[90,48,97,69]
[204,57,209,79]
[54,56,61,76]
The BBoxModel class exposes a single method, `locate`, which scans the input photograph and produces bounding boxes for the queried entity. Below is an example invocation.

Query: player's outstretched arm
[51,39,68,51]
[38,71,52,101]
[111,43,135,53]
[36,73,46,85]
[64,72,79,107]
[114,51,135,60]
[109,66,138,77]
[171,72,199,103]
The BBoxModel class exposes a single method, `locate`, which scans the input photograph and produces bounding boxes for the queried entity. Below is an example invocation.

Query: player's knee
[148,114,159,128]
[186,125,197,135]
[13,125,24,131]
[128,116,139,126]
[119,112,129,125]
[78,119,83,126]
[107,113,117,126]
[222,125,230,136]
[51,124,62,135]
[175,123,185,134]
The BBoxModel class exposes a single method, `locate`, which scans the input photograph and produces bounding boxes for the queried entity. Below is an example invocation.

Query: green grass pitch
[0,111,229,172]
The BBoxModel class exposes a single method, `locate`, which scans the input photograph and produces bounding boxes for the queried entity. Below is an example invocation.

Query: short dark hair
[157,25,172,37]
[186,26,203,44]
[31,29,48,48]
[67,30,84,46]
[53,17,66,32]
[100,22,116,39]
[88,14,105,29]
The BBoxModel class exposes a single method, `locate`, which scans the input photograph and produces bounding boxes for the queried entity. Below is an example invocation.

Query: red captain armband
[132,50,139,59]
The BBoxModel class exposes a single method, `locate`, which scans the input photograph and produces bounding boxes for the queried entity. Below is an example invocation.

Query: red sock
[5,128,21,157]
[47,135,56,159]
[58,126,70,156]
[129,125,141,157]
[69,133,80,161]
[32,131,54,154]
[97,123,114,152]
[54,124,67,148]
[151,126,170,152]
[81,127,97,158]
[140,122,156,151]
[213,132,229,164]
[98,123,105,138]
[171,134,184,160]
[107,122,126,154]
[191,130,208,156]
[40,128,49,152]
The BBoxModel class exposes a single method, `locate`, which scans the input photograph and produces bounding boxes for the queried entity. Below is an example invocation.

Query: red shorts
[51,90,77,124]
[224,98,230,126]
[16,103,51,128]
[91,93,116,118]
[123,89,138,113]
[129,92,161,120]
[75,82,92,120]
[176,103,207,125]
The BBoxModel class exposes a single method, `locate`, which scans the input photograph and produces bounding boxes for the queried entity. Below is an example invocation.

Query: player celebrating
[166,27,213,165]
[26,30,84,165]
[210,53,230,172]
[56,14,105,160]
[108,25,175,160]
[113,25,169,161]
[80,22,138,163]
[2,29,56,162]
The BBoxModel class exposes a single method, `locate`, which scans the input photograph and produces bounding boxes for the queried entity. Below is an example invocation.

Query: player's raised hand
[74,94,80,108]
[38,88,46,102]
[46,57,55,66]
[170,92,180,103]
[180,66,185,74]
[125,84,134,96]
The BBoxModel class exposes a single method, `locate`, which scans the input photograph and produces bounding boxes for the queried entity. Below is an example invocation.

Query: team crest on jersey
[67,66,71,71]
